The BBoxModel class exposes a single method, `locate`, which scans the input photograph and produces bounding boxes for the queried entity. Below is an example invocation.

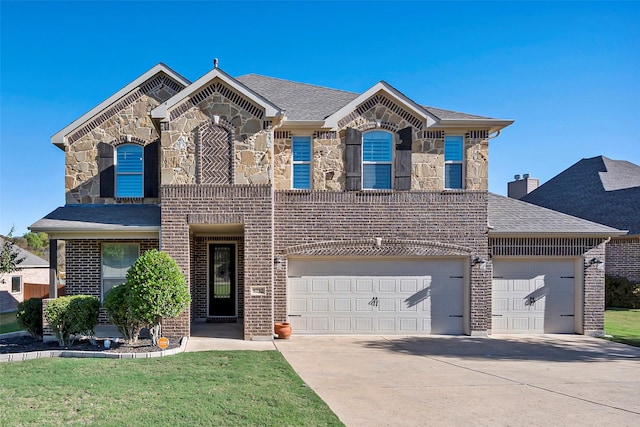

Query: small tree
[16,298,43,339]
[126,250,190,345]
[0,229,25,285]
[103,283,144,344]
[44,295,100,346]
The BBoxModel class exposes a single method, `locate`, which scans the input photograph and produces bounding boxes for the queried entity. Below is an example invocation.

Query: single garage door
[288,258,465,335]
[492,259,576,334]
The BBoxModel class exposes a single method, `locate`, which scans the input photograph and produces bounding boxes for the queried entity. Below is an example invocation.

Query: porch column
[49,239,58,298]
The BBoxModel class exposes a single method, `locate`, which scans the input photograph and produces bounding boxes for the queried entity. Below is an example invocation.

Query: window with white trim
[444,136,464,189]
[362,130,393,189]
[101,243,139,300]
[292,136,311,189]
[116,144,144,197]
[11,276,22,293]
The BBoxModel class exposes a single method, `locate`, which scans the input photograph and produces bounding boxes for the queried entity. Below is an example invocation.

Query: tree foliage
[44,295,100,346]
[16,298,43,339]
[103,283,144,344]
[0,229,25,283]
[126,250,190,344]
[25,232,48,251]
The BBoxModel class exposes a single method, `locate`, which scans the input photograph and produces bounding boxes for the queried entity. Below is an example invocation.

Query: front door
[208,244,236,317]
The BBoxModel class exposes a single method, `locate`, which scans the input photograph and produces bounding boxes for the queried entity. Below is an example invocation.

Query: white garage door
[288,258,465,335]
[492,260,576,334]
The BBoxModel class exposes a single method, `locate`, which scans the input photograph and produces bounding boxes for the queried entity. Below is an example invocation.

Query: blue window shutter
[292,137,311,162]
[292,136,311,189]
[116,145,143,197]
[293,164,311,189]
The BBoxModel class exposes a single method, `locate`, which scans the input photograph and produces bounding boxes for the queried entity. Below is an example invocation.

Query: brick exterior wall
[606,237,640,284]
[489,237,608,335]
[161,184,272,339]
[274,190,491,334]
[65,239,158,324]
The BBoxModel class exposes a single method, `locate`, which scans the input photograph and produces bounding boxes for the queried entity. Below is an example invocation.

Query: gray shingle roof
[488,193,625,236]
[0,237,48,268]
[236,74,498,122]
[30,205,160,232]
[521,156,640,235]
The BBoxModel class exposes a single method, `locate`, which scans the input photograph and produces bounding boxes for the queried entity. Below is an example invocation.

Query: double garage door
[492,259,576,334]
[288,258,465,335]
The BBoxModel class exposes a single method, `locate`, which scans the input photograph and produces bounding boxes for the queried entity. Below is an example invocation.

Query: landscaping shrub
[126,249,190,345]
[103,283,144,344]
[16,298,43,339]
[44,295,100,346]
[605,276,640,309]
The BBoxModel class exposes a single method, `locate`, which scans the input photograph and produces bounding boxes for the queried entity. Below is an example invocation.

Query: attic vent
[337,94,423,130]
[490,237,603,257]
[314,131,337,139]
[262,120,272,130]
[170,82,264,121]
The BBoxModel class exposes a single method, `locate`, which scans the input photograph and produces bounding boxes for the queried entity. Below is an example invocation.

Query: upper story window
[116,144,143,197]
[362,131,393,189]
[11,276,22,293]
[292,136,311,189]
[444,136,464,189]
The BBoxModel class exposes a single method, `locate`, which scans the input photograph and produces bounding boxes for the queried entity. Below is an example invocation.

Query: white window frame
[11,276,22,293]
[291,136,312,189]
[115,144,144,198]
[362,130,394,190]
[101,243,140,301]
[444,135,465,189]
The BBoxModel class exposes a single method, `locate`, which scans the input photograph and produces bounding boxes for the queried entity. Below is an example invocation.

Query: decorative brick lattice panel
[489,237,604,257]
[198,123,233,184]
[283,239,472,257]
[337,94,424,130]
[170,82,264,121]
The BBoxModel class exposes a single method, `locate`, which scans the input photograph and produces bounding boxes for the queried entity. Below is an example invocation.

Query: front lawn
[0,351,343,426]
[0,311,20,334]
[605,308,640,348]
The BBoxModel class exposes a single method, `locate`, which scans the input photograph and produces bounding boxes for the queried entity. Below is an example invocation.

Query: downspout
[267,113,286,339]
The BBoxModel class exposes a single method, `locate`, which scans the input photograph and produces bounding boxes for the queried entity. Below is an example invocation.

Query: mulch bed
[0,335,182,355]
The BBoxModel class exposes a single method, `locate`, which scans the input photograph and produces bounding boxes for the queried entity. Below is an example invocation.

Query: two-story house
[31,63,624,339]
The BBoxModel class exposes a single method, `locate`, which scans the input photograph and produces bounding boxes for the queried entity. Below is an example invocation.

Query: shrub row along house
[30,62,625,339]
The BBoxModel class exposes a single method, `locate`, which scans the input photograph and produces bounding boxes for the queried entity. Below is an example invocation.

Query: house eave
[51,63,190,150]
[30,226,160,240]
[432,119,514,133]
[487,231,627,238]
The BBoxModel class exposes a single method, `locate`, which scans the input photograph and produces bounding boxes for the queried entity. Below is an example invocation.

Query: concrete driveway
[276,335,640,426]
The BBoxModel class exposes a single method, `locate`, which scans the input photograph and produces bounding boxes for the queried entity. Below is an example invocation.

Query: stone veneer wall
[191,235,245,321]
[273,190,491,334]
[65,239,158,324]
[65,74,182,204]
[160,84,271,186]
[606,237,640,284]
[489,237,608,335]
[161,185,272,339]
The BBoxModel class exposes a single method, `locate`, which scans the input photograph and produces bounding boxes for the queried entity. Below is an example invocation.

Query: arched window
[116,144,143,197]
[362,130,393,189]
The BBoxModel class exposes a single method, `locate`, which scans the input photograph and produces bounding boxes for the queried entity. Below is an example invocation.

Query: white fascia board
[51,63,191,149]
[487,230,628,238]
[38,228,160,240]
[324,81,434,130]
[433,119,515,133]
[151,68,281,120]
[280,120,327,129]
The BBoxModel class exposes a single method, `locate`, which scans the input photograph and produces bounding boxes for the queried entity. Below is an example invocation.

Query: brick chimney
[508,173,539,199]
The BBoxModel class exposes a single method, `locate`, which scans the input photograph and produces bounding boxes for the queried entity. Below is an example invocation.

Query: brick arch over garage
[282,238,473,258]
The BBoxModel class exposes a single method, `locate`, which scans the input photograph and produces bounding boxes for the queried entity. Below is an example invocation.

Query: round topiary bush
[44,295,100,346]
[103,283,144,344]
[16,297,43,339]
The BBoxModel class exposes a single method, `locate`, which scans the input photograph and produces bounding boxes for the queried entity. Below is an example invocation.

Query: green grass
[0,310,20,334]
[0,351,343,426]
[605,308,640,348]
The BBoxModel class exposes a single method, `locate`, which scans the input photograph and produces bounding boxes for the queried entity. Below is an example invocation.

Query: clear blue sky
[1,1,639,236]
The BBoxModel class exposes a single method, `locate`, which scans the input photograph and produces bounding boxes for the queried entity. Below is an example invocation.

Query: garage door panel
[492,260,575,334]
[288,259,464,335]
[432,315,464,334]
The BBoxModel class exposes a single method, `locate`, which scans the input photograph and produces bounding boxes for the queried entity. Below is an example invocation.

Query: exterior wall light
[275,256,284,270]
[589,257,604,270]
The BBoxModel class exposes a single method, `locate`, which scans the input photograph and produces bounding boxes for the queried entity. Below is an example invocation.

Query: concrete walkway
[275,335,640,427]
[186,323,275,351]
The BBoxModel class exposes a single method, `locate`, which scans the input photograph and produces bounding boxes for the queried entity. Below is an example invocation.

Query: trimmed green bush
[44,295,100,346]
[103,283,144,344]
[16,298,43,339]
[126,249,190,344]
[606,276,640,309]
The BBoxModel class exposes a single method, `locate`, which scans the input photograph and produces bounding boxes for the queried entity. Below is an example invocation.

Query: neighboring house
[0,237,49,312]
[30,63,625,339]
[518,156,640,284]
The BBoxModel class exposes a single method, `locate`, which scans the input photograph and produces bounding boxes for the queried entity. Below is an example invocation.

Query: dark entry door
[209,244,236,317]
